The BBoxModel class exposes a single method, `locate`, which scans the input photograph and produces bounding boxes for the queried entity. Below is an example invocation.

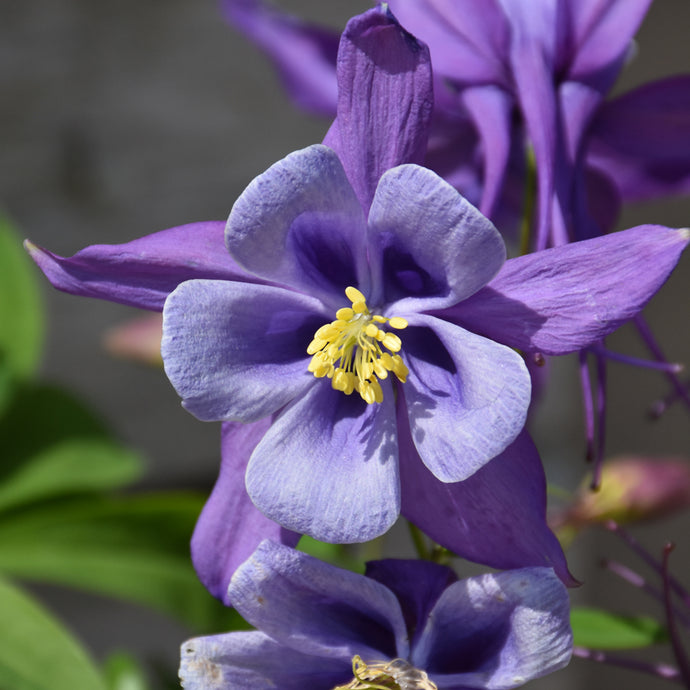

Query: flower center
[307,287,408,404]
[333,656,438,690]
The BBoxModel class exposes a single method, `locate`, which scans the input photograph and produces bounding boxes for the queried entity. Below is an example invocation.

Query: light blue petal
[246,382,400,543]
[412,568,572,689]
[226,144,369,308]
[180,630,350,690]
[162,280,324,422]
[229,541,409,661]
[401,314,530,482]
[367,165,505,311]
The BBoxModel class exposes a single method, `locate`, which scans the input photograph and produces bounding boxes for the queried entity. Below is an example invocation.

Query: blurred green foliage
[0,214,238,689]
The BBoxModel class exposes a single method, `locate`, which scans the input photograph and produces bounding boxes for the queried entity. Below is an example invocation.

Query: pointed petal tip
[23,238,45,263]
[678,227,690,243]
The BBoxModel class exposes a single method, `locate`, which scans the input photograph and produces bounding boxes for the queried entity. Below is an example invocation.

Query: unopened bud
[552,456,690,540]
[103,312,163,367]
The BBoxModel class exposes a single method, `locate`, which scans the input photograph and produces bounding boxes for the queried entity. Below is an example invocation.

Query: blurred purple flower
[180,540,572,690]
[222,0,690,247]
[221,0,690,472]
[25,6,689,604]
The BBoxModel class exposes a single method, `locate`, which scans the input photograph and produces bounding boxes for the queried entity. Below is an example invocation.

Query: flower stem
[408,522,430,561]
[662,544,690,689]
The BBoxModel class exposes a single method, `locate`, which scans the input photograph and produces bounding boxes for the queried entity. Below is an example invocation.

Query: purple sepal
[399,419,576,587]
[24,222,254,311]
[323,6,433,213]
[190,420,299,606]
[220,0,338,116]
[589,76,690,201]
[442,226,690,355]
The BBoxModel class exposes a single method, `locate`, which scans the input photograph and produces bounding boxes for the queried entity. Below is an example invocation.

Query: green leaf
[0,493,231,631]
[0,439,142,512]
[0,576,106,690]
[298,535,364,573]
[571,607,668,649]
[0,383,143,509]
[0,215,44,380]
[104,652,150,690]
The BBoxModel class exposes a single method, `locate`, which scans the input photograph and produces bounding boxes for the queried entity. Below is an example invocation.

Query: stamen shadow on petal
[398,326,449,446]
[331,383,399,468]
[380,239,448,304]
[288,212,362,299]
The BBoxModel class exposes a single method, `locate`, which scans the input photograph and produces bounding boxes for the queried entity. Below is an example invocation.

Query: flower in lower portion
[179,540,573,690]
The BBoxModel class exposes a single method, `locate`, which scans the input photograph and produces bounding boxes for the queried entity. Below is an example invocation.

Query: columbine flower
[160,141,534,541]
[25,7,689,604]
[180,540,573,690]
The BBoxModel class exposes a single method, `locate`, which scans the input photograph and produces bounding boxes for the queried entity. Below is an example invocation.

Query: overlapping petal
[229,540,408,661]
[24,222,252,311]
[225,145,368,306]
[181,544,572,690]
[399,426,573,585]
[221,0,338,116]
[412,568,572,688]
[322,6,433,213]
[368,164,506,311]
[443,225,690,354]
[387,0,509,85]
[365,560,457,648]
[180,630,349,690]
[190,420,300,605]
[589,76,690,201]
[162,280,324,422]
[401,315,530,482]
[245,383,400,543]
[566,0,652,89]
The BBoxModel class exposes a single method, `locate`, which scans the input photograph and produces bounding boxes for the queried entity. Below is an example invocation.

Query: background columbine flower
[223,0,690,246]
[24,6,689,604]
[180,540,573,690]
[221,0,690,478]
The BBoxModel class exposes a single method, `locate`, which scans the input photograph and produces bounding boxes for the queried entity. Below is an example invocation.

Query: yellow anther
[336,307,354,321]
[388,316,408,330]
[306,287,408,404]
[345,286,366,303]
[381,332,402,352]
[365,323,379,338]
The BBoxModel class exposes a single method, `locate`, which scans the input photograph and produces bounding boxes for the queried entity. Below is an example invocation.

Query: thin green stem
[408,522,430,561]
[519,147,536,256]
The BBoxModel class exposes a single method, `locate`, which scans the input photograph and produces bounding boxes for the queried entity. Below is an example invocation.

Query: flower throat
[307,287,408,404]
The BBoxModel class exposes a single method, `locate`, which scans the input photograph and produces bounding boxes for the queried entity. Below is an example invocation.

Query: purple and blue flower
[180,540,573,690]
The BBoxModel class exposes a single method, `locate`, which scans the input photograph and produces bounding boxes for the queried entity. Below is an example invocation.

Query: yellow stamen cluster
[307,286,409,404]
[333,656,438,690]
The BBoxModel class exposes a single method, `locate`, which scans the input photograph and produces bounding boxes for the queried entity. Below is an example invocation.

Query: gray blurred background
[1,1,689,688]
